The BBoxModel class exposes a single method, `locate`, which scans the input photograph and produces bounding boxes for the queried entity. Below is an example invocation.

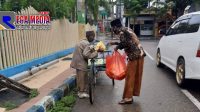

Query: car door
[158,31,171,65]
[162,22,180,68]
[168,19,189,69]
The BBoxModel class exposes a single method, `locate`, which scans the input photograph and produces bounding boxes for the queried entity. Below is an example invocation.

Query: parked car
[157,11,200,87]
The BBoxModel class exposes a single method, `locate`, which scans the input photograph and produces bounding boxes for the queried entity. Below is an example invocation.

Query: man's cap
[110,19,122,28]
[86,31,94,34]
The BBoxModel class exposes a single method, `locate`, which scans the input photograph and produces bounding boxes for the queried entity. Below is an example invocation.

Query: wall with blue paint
[0,48,74,77]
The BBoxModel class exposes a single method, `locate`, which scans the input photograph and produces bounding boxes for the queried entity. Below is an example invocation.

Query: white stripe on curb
[181,89,200,110]
[145,49,200,111]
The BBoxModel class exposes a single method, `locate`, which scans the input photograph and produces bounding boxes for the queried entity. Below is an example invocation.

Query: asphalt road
[72,40,200,112]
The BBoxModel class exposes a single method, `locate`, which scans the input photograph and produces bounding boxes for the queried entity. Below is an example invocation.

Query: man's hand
[89,45,95,49]
[89,45,95,52]
[97,47,104,52]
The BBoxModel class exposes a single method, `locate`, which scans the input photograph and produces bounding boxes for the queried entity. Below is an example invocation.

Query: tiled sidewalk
[7,55,75,112]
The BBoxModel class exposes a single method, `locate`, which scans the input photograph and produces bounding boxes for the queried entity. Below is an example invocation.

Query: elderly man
[71,31,102,98]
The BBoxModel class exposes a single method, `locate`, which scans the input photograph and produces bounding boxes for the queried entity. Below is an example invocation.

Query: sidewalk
[1,36,108,112]
[5,54,75,112]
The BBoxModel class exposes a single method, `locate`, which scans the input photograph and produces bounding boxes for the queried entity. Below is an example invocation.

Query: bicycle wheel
[89,64,95,104]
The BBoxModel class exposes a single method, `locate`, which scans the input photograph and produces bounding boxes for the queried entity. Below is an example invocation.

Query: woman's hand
[114,47,118,51]
[108,42,114,45]
[108,41,119,45]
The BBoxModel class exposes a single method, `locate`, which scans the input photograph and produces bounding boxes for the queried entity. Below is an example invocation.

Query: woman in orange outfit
[110,19,146,104]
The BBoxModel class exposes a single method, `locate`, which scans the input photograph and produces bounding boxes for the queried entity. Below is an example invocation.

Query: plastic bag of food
[95,41,106,51]
[106,51,126,80]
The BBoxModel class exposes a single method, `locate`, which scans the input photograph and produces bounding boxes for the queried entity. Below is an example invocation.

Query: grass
[0,88,39,110]
[29,89,39,98]
[47,90,77,112]
[2,101,18,111]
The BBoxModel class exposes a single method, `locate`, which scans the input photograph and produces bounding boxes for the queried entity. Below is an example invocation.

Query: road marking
[181,89,200,110]
[144,50,154,61]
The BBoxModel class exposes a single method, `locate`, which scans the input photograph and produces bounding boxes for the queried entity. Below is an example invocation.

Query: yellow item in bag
[95,41,106,51]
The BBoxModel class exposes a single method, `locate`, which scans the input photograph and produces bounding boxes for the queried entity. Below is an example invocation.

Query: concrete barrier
[27,75,76,112]
[0,48,74,78]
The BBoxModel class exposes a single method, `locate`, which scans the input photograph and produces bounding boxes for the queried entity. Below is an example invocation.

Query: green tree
[30,0,76,20]
[1,0,76,21]
[166,0,191,17]
[123,0,149,17]
[148,0,174,18]
[148,0,200,19]
[165,0,200,17]
[99,0,111,16]
[123,0,149,24]
[87,0,111,24]
[1,0,29,12]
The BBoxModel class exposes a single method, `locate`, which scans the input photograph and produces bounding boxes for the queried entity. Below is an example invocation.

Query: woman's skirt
[123,57,144,98]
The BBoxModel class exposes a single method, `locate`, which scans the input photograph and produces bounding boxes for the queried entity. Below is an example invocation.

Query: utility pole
[109,0,114,39]
[85,0,88,24]
[109,0,114,19]
[0,0,1,9]
[93,0,95,25]
[75,0,77,22]
[119,0,121,19]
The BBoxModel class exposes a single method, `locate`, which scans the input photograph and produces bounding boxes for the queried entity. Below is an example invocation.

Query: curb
[27,75,76,112]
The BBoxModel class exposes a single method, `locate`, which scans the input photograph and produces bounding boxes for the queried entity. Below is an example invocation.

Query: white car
[157,11,200,87]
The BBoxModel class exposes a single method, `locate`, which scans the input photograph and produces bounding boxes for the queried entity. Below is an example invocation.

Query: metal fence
[0,6,96,70]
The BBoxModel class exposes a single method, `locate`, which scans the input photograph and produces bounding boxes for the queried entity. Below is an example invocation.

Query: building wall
[131,16,154,37]
[116,3,124,18]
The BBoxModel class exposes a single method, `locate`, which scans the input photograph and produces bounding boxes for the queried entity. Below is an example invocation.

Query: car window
[187,15,200,33]
[176,14,191,22]
[176,19,189,34]
[166,22,180,36]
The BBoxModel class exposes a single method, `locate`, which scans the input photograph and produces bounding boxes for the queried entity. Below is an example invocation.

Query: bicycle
[88,50,114,104]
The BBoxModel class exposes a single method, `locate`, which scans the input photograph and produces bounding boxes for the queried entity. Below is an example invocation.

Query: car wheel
[176,58,186,87]
[156,49,163,67]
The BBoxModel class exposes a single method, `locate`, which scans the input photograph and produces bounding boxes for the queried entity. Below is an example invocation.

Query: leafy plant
[123,0,149,16]
[0,0,76,21]
[47,90,77,112]
[29,89,39,98]
[60,95,76,107]
[166,0,191,17]
[2,101,17,110]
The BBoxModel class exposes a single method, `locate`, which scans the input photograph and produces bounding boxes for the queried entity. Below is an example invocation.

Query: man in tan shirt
[71,31,102,98]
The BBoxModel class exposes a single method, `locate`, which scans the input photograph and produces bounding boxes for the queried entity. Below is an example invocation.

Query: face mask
[113,27,121,35]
